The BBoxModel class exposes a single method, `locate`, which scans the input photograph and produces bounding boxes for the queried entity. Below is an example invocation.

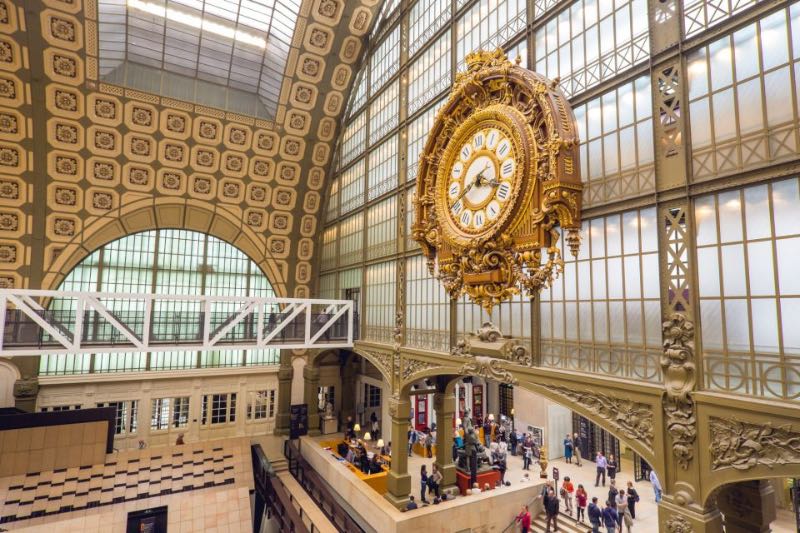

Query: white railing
[0,289,356,356]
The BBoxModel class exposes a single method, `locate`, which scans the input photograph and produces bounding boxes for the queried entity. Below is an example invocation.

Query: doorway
[415,394,428,430]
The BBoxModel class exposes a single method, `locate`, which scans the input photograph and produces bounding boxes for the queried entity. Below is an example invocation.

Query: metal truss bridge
[0,290,356,357]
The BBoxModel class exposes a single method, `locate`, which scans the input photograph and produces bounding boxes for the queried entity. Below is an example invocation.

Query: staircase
[530,511,592,533]
[270,455,288,474]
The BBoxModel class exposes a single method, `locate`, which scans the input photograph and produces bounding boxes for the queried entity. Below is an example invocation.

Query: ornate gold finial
[464,48,509,71]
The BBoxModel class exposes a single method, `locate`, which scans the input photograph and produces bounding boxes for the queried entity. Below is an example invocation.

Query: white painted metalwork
[0,289,355,357]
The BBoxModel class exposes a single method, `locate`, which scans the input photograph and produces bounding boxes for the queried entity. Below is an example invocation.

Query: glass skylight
[98,0,301,118]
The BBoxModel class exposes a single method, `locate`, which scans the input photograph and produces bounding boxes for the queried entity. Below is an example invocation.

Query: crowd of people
[368,412,663,529]
[342,438,385,474]
[512,447,663,533]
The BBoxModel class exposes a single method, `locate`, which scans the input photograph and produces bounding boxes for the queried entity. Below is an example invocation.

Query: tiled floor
[0,437,253,531]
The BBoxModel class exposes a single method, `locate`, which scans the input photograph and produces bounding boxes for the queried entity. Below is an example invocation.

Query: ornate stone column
[384,395,412,509]
[303,364,321,436]
[717,480,776,533]
[274,365,293,436]
[433,390,456,489]
[658,496,723,533]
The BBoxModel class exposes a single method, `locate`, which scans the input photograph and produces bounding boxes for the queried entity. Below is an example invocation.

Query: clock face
[445,127,517,234]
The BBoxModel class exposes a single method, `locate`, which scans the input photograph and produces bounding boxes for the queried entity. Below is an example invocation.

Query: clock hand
[450,162,492,208]
[450,179,475,207]
[473,163,492,187]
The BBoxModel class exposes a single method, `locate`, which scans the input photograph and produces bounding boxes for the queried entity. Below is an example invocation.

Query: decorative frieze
[459,355,517,385]
[543,384,654,451]
[710,418,800,471]
[662,313,697,469]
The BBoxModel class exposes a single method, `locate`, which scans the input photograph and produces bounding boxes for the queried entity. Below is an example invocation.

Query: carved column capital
[302,365,320,381]
[13,377,38,400]
[388,394,411,420]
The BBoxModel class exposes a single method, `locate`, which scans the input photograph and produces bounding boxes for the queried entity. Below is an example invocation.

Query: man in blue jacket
[587,496,602,533]
[602,500,619,533]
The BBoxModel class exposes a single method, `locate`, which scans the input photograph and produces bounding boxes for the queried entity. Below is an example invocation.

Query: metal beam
[0,290,355,357]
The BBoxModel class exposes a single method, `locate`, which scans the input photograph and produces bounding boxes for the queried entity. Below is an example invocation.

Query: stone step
[270,457,288,473]
[529,512,592,533]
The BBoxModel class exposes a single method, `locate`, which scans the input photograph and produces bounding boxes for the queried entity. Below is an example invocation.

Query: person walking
[622,503,634,533]
[561,476,575,516]
[573,432,583,466]
[588,497,602,533]
[370,411,379,440]
[595,451,608,487]
[626,481,639,519]
[563,433,574,464]
[602,500,619,533]
[576,484,588,524]
[608,480,619,514]
[616,489,628,530]
[544,487,560,533]
[650,470,662,503]
[523,437,532,470]
[425,430,434,458]
[420,464,430,504]
[606,454,618,484]
[515,504,532,533]
[408,426,416,456]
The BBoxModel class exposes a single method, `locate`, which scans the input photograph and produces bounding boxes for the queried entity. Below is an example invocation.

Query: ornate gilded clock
[412,49,583,313]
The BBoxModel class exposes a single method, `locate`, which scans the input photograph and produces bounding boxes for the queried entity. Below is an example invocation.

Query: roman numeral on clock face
[501,159,514,178]
[497,182,511,201]
[487,201,500,220]
[448,182,460,198]
[497,139,510,157]
[473,133,484,148]
[451,200,463,215]
[487,130,498,148]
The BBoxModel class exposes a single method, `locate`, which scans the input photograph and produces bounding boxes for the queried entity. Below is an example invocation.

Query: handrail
[284,439,366,533]
[501,492,542,533]
[252,444,313,533]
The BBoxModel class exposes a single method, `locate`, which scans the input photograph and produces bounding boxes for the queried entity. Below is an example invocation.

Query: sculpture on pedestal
[456,408,490,487]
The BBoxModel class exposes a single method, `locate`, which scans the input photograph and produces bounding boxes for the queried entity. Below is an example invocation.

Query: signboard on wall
[526,425,544,447]
[290,404,308,439]
[126,506,167,533]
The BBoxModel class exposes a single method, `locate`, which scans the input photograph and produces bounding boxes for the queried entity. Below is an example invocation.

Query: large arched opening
[32,227,286,450]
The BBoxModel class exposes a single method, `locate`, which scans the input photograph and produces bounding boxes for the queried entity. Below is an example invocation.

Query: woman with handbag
[626,481,639,519]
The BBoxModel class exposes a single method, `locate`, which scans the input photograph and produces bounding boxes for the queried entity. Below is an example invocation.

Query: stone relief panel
[709,417,800,471]
[541,384,655,452]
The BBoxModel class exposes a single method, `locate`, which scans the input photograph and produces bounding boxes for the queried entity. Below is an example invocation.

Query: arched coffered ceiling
[0,0,384,298]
